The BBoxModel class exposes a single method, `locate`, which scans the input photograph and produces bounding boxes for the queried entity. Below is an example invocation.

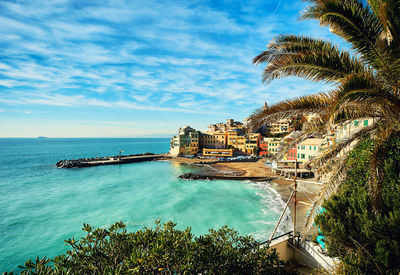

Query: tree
[315,136,400,274]
[253,146,262,156]
[248,0,400,214]
[5,221,295,274]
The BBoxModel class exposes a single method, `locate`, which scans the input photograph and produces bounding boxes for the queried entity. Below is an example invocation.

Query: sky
[0,0,342,138]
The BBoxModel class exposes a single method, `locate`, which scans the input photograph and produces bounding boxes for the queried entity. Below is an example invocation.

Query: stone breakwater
[178,173,275,181]
[56,153,165,168]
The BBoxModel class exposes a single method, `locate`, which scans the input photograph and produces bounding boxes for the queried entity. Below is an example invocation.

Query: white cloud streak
[0,0,339,136]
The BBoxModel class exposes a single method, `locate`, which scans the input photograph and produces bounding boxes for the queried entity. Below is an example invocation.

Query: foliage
[4,221,294,275]
[253,146,262,156]
[264,132,287,138]
[249,0,400,214]
[315,137,400,274]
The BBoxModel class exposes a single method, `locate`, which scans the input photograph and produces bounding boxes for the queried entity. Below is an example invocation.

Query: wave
[248,181,293,238]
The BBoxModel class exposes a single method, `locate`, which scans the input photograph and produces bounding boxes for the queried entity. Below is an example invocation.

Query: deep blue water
[0,138,290,272]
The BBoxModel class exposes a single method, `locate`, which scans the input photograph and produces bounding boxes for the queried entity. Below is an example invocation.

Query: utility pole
[293,159,298,244]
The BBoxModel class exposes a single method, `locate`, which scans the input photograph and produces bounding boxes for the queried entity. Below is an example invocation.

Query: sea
[0,138,291,272]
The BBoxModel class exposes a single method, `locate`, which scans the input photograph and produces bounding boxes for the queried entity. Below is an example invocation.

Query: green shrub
[315,137,400,274]
[5,221,294,274]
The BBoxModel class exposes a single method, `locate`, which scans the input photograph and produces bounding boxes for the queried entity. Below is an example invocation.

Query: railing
[259,231,293,247]
[298,238,335,270]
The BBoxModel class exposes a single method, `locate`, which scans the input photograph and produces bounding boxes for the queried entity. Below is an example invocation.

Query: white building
[297,138,326,161]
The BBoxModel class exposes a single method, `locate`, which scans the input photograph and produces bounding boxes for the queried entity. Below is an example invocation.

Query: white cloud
[0,0,340,137]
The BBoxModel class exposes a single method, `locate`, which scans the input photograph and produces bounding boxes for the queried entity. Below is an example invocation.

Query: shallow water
[0,138,291,272]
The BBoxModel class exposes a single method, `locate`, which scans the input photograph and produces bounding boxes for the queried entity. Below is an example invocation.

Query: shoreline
[168,156,322,233]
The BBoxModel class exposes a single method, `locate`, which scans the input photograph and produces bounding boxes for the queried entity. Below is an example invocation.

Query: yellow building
[263,137,282,156]
[213,132,227,148]
[199,132,226,149]
[245,140,257,154]
[203,148,233,157]
[244,133,261,155]
[236,136,246,153]
[227,130,246,152]
[227,130,238,147]
[267,119,294,135]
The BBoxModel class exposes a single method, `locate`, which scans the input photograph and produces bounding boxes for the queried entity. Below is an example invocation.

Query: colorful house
[259,139,268,156]
[297,138,326,161]
[170,126,200,156]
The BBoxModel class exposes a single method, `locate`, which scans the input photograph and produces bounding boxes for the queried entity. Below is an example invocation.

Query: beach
[169,156,322,233]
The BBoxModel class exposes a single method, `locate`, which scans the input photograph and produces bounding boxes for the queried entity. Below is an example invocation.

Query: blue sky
[0,0,341,137]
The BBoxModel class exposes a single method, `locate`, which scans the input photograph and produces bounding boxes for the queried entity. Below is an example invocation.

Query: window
[354,120,359,126]
[314,146,316,150]
[364,120,368,126]
[301,154,305,159]
[301,146,305,150]
[309,146,312,150]
[298,145,300,149]
[297,153,299,158]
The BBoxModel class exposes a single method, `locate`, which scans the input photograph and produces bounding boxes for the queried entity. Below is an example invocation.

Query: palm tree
[248,0,400,215]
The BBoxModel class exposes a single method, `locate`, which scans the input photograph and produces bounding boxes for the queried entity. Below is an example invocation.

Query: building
[282,131,301,160]
[261,137,282,157]
[286,143,297,160]
[226,130,246,153]
[245,139,257,154]
[207,118,244,133]
[335,118,374,144]
[225,119,244,131]
[203,148,233,157]
[259,139,268,156]
[169,126,200,156]
[244,133,262,155]
[297,138,326,161]
[267,119,294,135]
[199,132,227,149]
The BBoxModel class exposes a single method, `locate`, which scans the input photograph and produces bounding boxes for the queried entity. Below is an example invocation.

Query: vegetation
[248,0,400,215]
[253,146,262,155]
[5,221,294,275]
[264,132,287,138]
[315,137,400,274]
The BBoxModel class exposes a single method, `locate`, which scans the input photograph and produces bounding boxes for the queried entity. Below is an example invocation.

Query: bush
[315,137,400,274]
[5,221,294,274]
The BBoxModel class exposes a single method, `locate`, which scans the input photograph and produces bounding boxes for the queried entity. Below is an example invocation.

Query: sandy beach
[168,156,322,233]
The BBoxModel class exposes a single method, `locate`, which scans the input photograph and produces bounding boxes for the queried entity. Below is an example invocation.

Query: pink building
[287,143,297,160]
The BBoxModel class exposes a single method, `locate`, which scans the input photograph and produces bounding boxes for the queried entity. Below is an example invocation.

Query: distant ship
[37,136,47,138]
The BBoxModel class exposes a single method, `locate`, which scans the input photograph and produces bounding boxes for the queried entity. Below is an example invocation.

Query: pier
[178,173,276,181]
[56,153,166,168]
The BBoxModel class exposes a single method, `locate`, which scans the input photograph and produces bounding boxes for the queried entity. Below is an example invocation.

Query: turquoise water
[0,138,291,272]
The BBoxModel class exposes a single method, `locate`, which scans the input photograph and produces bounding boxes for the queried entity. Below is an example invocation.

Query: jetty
[178,173,276,181]
[56,153,166,168]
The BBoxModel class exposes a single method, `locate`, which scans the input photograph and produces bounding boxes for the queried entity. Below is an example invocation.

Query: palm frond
[253,35,367,84]
[329,73,400,121]
[301,0,400,86]
[247,91,334,130]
